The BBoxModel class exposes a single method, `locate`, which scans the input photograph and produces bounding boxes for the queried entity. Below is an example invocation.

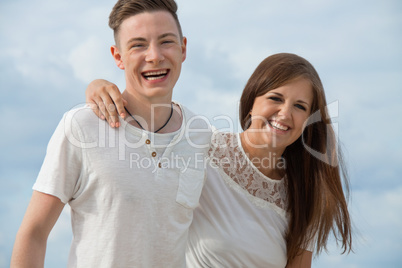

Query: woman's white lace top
[209,131,288,216]
[186,132,289,268]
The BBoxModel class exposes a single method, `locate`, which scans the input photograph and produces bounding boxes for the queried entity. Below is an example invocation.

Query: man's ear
[181,37,187,63]
[111,45,124,70]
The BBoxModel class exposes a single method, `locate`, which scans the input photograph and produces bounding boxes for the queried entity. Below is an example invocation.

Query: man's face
[112,11,186,102]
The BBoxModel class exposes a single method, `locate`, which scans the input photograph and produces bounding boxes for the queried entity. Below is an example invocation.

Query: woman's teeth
[269,121,289,131]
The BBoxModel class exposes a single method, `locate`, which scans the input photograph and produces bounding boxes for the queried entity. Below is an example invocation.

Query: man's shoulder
[178,103,209,126]
[175,103,214,148]
[63,105,103,124]
[62,105,107,134]
[177,103,194,118]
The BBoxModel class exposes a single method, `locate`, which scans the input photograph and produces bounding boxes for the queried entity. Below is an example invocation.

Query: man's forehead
[118,12,180,42]
[121,11,177,30]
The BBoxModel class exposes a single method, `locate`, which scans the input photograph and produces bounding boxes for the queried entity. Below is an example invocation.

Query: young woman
[86,53,352,267]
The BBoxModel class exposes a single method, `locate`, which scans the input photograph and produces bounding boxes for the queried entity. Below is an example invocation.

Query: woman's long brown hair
[239,53,352,263]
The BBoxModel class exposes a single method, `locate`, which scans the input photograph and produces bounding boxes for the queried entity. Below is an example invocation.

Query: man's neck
[122,90,181,133]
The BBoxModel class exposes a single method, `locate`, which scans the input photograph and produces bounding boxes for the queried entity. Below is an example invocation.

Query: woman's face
[244,77,314,152]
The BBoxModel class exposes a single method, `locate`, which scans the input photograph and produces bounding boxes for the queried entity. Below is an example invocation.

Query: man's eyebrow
[158,32,179,39]
[126,37,146,45]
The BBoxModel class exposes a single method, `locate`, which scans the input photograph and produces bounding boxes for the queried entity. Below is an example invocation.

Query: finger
[103,83,125,120]
[86,79,122,127]
[97,99,110,122]
[122,98,128,107]
[121,98,128,120]
[107,103,120,128]
[100,95,118,128]
[109,91,126,119]
[88,101,105,120]
[103,85,123,127]
[86,92,106,120]
[92,97,107,120]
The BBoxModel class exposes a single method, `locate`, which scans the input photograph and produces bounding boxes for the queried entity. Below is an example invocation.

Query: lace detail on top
[208,132,288,216]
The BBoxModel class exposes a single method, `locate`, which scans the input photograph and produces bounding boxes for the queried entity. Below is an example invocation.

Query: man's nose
[145,44,164,64]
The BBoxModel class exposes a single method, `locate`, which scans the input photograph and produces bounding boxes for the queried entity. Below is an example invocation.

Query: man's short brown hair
[109,0,183,46]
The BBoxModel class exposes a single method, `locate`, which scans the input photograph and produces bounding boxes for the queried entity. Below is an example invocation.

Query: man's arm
[285,249,312,268]
[86,79,127,128]
[11,191,65,268]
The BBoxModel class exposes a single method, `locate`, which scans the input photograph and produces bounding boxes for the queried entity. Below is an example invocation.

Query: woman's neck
[239,132,285,180]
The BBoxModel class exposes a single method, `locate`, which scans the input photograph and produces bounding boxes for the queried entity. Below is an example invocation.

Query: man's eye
[132,44,144,48]
[269,97,282,102]
[162,40,175,44]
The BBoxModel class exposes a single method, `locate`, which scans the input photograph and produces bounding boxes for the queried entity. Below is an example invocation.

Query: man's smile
[142,69,169,81]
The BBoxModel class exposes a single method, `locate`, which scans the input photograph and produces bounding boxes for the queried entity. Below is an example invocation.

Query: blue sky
[1,0,401,267]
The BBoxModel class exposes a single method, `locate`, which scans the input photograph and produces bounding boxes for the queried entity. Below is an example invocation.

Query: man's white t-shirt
[33,103,212,267]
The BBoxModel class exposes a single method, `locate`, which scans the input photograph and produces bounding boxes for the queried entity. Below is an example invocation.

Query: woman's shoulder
[209,131,238,154]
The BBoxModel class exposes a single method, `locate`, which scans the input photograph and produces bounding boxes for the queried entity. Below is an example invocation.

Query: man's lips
[142,69,169,81]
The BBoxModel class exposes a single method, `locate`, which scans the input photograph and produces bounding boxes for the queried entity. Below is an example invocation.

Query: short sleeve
[302,229,318,252]
[33,111,83,204]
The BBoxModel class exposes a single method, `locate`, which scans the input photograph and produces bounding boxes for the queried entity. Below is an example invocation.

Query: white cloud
[1,0,402,267]
[68,35,118,84]
[314,187,402,267]
[354,188,402,230]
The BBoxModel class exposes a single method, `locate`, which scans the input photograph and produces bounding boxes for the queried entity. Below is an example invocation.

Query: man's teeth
[143,70,168,80]
[146,76,164,81]
[270,121,289,131]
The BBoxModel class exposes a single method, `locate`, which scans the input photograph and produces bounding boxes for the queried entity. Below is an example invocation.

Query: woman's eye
[295,104,307,111]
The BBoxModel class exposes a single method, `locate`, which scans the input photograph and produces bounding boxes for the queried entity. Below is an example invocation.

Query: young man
[11,0,211,267]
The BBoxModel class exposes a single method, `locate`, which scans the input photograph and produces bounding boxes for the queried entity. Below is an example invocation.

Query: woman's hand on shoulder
[85,79,127,128]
